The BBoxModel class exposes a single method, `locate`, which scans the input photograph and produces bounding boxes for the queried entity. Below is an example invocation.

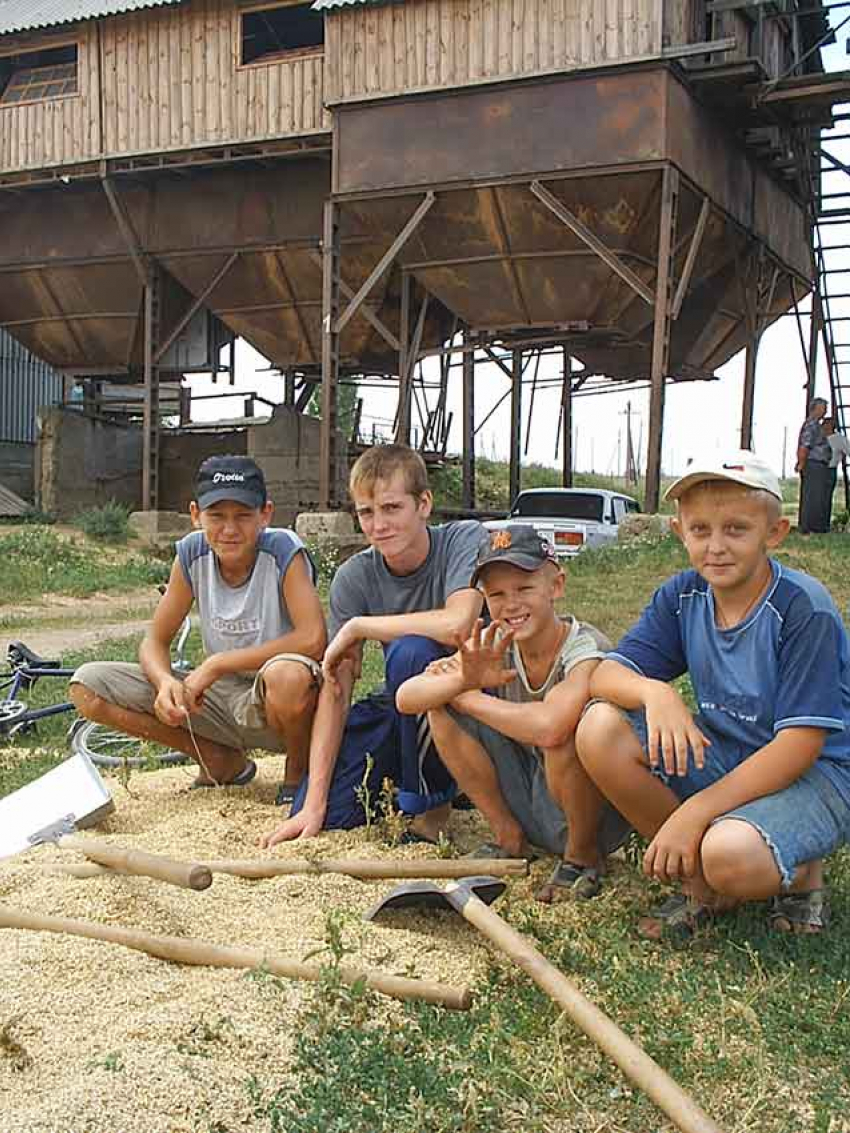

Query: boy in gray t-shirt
[71,455,326,789]
[262,444,483,847]
[397,525,628,901]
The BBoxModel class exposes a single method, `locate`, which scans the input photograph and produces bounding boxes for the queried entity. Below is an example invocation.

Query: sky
[185,39,849,484]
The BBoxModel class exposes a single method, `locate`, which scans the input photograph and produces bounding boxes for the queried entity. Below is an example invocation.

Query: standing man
[796,397,832,534]
[262,444,484,847]
[823,417,850,524]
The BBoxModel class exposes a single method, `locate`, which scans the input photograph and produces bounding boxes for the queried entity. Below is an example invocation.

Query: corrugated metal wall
[0,330,64,443]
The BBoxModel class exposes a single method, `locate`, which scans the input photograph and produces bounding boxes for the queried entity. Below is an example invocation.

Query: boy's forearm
[396,669,466,714]
[349,606,476,649]
[139,636,176,691]
[299,666,356,816]
[454,690,580,749]
[682,729,825,825]
[590,659,658,709]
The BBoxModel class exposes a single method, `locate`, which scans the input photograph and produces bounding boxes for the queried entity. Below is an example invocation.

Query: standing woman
[796,397,832,534]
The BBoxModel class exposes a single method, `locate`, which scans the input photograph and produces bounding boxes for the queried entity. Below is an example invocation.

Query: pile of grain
[0,757,536,1133]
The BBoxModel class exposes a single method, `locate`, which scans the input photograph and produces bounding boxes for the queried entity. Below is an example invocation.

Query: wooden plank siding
[101,0,330,155]
[0,0,330,175]
[0,24,101,173]
[324,0,663,104]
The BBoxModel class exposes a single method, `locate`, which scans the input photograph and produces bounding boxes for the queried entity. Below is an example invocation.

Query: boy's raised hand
[642,681,710,777]
[453,619,517,692]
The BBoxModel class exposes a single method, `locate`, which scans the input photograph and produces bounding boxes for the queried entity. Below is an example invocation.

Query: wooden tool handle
[0,904,470,1010]
[201,857,529,880]
[451,888,724,1133]
[58,835,212,892]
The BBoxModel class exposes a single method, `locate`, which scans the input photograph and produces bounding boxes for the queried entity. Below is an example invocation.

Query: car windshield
[510,492,605,521]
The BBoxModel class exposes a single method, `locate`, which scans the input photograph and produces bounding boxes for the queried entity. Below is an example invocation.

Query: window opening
[0,44,78,106]
[241,3,324,66]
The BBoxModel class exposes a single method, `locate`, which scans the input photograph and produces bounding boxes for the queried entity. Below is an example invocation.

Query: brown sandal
[769,889,830,934]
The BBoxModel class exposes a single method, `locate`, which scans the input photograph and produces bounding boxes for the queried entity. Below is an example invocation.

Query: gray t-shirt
[328,520,483,638]
[500,616,610,758]
[177,528,311,664]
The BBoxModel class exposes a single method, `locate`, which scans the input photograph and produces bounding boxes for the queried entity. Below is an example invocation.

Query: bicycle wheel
[68,718,189,769]
[0,700,28,735]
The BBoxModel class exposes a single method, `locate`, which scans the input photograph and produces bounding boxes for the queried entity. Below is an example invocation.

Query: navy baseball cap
[195,455,267,510]
[471,525,558,586]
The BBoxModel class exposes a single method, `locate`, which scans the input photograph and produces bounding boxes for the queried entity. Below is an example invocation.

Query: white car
[485,487,641,558]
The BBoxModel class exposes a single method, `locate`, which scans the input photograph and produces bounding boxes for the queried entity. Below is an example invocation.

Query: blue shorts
[623,708,850,889]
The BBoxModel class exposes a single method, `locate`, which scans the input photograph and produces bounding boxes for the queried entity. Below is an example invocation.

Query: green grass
[3,520,850,1133]
[0,527,168,605]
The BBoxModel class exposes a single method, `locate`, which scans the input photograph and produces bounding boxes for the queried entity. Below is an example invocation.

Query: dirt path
[0,588,158,657]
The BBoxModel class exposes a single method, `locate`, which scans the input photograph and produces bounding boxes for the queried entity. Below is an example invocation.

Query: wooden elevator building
[0,0,847,510]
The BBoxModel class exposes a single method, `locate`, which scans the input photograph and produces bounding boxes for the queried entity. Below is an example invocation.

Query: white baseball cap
[665,450,782,503]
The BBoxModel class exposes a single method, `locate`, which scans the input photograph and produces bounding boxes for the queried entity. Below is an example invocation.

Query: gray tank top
[177,528,312,665]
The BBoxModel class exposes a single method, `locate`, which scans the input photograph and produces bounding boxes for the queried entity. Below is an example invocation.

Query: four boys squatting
[70,443,850,940]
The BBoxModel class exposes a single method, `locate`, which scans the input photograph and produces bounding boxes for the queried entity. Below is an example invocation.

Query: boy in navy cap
[577,451,850,936]
[397,524,628,901]
[71,455,326,790]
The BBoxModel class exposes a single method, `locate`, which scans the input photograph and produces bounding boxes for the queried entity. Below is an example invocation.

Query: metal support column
[561,349,573,488]
[740,338,758,449]
[142,270,161,511]
[645,167,679,514]
[462,329,475,510]
[319,198,340,509]
[396,272,412,444]
[509,349,523,503]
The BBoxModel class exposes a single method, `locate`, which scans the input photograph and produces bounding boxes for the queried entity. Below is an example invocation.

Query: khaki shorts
[71,654,322,754]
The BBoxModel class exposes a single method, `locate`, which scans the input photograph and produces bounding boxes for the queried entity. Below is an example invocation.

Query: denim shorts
[622,707,850,889]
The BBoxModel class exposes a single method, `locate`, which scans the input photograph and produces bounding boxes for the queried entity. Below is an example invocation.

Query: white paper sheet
[0,753,113,860]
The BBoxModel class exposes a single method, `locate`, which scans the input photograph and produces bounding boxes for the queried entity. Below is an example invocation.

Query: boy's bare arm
[260,660,357,846]
[139,560,194,726]
[453,659,599,749]
[184,556,327,703]
[645,727,826,882]
[591,658,710,776]
[395,620,516,714]
[324,589,483,680]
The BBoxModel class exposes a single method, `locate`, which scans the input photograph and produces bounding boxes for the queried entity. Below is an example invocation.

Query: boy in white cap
[576,451,850,937]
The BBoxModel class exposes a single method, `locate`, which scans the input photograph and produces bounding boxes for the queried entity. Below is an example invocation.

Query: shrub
[74,500,132,543]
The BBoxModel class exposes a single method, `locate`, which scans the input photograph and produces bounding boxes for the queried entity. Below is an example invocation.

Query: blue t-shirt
[610,560,850,805]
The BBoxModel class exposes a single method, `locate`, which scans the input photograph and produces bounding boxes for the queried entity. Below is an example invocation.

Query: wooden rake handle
[0,904,471,1011]
[58,835,212,891]
[449,886,725,1133]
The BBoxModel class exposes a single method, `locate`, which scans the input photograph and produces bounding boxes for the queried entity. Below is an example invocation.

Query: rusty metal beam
[1,312,136,327]
[397,290,429,444]
[509,349,523,503]
[645,168,679,514]
[334,192,435,335]
[561,350,573,487]
[319,198,340,509]
[308,248,400,352]
[462,329,475,510]
[101,176,149,286]
[488,186,532,325]
[671,197,711,320]
[407,248,657,272]
[529,181,655,307]
[154,252,239,365]
[28,269,89,361]
[271,250,317,367]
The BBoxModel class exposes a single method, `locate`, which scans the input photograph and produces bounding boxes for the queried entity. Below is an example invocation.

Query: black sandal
[769,889,830,934]
[637,893,714,942]
[535,860,601,903]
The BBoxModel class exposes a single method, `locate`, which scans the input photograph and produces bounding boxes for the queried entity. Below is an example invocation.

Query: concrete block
[130,510,192,545]
[618,513,673,542]
[295,511,356,540]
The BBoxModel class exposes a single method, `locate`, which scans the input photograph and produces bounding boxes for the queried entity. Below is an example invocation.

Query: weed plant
[74,500,132,543]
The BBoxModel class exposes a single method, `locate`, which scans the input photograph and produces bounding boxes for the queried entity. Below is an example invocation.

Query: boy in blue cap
[576,451,850,936]
[71,455,326,790]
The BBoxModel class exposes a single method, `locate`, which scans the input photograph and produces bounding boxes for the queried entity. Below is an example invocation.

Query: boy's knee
[701,820,779,897]
[385,635,445,688]
[263,662,318,721]
[69,681,108,723]
[575,701,626,766]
